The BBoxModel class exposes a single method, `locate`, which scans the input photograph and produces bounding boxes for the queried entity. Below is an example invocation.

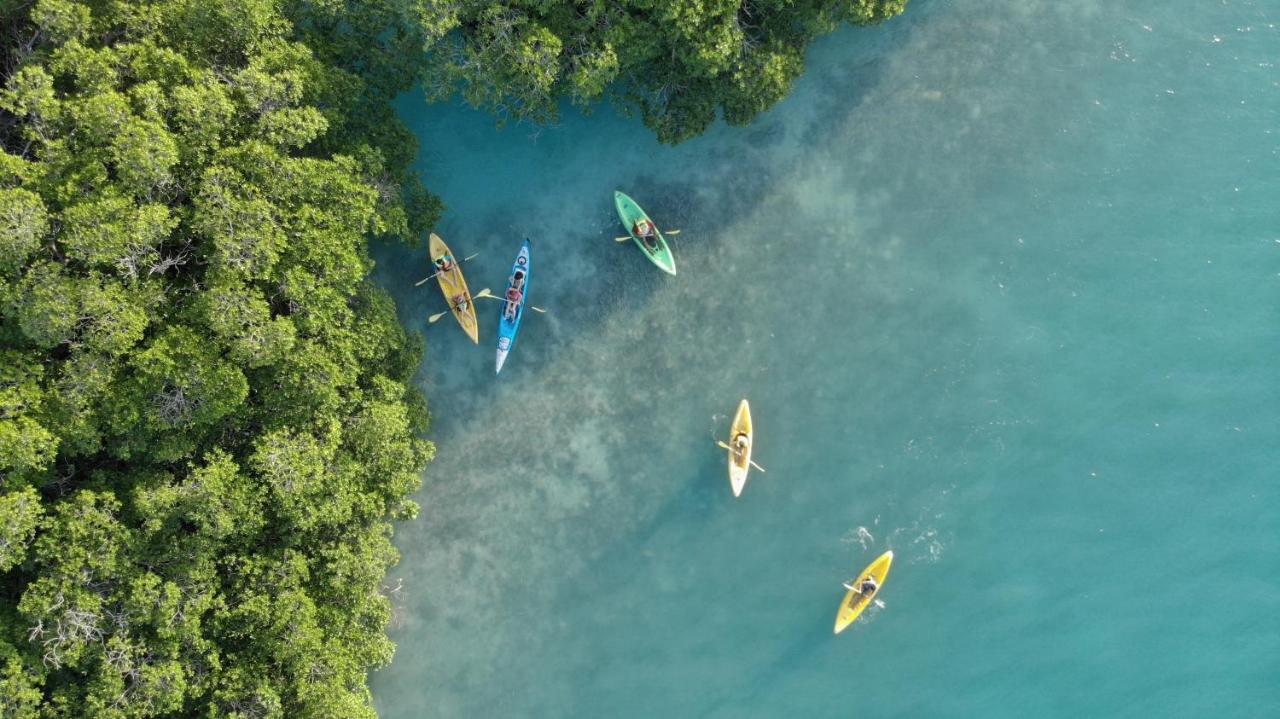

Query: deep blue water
[370,0,1280,716]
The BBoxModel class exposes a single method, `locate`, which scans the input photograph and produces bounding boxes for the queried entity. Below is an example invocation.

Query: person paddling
[731,432,750,465]
[843,575,879,597]
[504,270,525,320]
[633,218,659,251]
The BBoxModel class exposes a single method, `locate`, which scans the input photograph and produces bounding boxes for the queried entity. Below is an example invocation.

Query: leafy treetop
[417,0,907,142]
[1,0,433,716]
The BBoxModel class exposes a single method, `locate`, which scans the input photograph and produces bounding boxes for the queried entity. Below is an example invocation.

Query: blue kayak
[495,239,531,374]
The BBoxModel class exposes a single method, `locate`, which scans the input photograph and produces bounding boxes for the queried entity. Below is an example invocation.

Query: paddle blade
[716,441,732,451]
[749,460,766,474]
[615,236,632,242]
[665,229,681,236]
[427,310,449,323]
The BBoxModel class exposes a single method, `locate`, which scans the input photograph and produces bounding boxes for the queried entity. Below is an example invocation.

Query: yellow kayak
[428,233,478,343]
[833,550,893,634]
[727,399,753,497]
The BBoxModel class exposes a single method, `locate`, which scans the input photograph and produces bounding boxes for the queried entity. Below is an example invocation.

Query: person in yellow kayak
[451,292,469,314]
[632,218,660,252]
[731,432,750,463]
[844,575,879,597]
[434,254,455,272]
[504,270,525,320]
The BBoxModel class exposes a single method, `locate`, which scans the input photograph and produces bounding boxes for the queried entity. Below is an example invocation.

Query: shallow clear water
[370,0,1280,716]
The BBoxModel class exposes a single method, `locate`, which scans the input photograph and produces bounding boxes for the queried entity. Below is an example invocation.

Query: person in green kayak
[632,218,660,252]
[844,575,879,597]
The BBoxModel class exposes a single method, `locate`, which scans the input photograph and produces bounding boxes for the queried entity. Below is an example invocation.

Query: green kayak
[614,191,677,275]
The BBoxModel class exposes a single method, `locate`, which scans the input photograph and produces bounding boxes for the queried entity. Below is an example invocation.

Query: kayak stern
[495,339,511,375]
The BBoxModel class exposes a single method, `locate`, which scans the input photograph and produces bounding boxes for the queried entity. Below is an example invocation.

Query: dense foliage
[419,0,907,142]
[0,0,903,716]
[0,0,435,715]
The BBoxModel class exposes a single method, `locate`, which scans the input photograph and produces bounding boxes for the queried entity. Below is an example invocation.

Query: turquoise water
[370,0,1280,716]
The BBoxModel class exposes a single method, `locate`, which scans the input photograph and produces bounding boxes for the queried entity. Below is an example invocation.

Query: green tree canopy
[414,0,907,142]
[1,0,434,715]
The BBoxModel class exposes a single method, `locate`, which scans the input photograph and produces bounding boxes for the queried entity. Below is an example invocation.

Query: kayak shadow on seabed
[698,621,842,717]
[550,443,732,604]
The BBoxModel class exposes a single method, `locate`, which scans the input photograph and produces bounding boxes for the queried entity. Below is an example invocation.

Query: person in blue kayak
[504,270,525,320]
[632,218,659,252]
